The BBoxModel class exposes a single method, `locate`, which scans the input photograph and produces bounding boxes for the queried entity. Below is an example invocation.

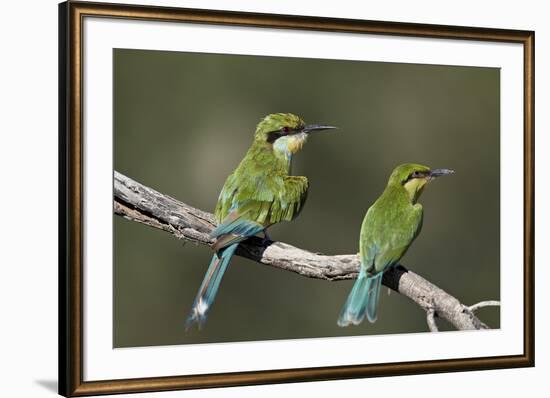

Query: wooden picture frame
[59,1,534,396]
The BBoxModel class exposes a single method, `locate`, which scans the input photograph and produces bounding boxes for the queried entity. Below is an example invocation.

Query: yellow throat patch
[274,132,309,156]
[403,177,429,203]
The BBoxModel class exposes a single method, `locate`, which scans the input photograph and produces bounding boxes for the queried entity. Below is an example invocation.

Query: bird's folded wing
[361,202,423,273]
[269,176,309,223]
[214,175,308,226]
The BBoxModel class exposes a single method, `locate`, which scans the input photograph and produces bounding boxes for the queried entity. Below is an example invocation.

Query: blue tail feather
[185,243,239,330]
[366,273,383,323]
[186,217,264,330]
[337,271,383,327]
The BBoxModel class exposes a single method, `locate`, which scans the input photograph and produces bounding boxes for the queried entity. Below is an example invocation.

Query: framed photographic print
[59,0,534,396]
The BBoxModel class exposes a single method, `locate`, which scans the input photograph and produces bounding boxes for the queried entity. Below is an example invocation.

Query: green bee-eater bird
[186,113,336,329]
[337,163,454,327]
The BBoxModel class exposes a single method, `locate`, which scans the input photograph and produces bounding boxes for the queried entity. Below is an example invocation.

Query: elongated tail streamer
[185,243,239,330]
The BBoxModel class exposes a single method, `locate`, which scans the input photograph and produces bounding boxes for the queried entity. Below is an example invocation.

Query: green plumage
[360,167,425,274]
[338,163,453,326]
[214,142,309,227]
[187,113,335,329]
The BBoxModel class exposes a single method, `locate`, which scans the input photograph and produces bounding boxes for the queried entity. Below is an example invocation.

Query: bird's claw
[261,231,274,246]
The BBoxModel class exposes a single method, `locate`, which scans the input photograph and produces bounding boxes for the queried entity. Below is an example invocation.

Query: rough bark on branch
[113,171,495,331]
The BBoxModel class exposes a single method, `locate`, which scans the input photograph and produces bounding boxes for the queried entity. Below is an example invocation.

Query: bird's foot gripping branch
[113,171,499,332]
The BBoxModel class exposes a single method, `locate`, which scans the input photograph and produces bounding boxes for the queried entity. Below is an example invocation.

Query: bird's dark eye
[405,171,421,183]
[282,126,290,133]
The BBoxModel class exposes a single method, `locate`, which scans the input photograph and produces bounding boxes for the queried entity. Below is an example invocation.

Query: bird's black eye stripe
[266,131,282,143]
[266,127,297,143]
[405,170,427,183]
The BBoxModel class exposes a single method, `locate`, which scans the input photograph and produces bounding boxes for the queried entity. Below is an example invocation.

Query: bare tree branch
[113,171,495,331]
[426,308,439,332]
[469,300,501,312]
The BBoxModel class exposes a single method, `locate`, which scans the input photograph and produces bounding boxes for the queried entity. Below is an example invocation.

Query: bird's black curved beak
[302,124,338,134]
[429,168,454,178]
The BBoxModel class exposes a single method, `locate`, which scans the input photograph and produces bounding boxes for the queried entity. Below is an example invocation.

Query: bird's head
[254,113,336,156]
[388,163,454,203]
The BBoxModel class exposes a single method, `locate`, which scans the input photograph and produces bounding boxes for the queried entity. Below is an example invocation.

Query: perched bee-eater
[337,163,454,327]
[186,113,336,329]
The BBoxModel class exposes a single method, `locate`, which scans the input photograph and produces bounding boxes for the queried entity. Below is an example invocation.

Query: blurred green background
[113,49,500,348]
